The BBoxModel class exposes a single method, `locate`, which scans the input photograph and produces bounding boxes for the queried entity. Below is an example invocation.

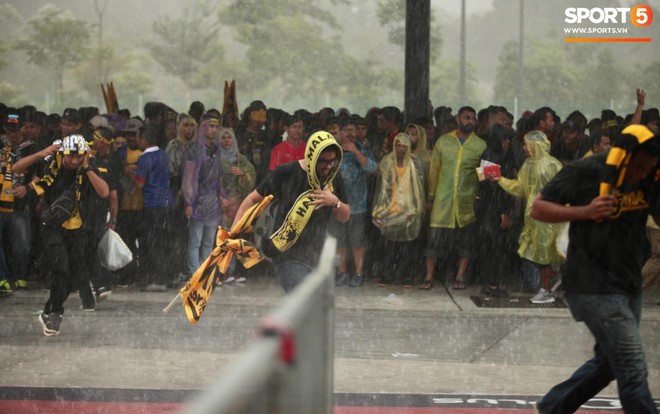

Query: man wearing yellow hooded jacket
[420,106,486,290]
[233,131,349,293]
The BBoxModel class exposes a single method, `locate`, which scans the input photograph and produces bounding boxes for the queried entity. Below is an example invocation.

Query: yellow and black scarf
[600,124,658,197]
[33,154,84,229]
[269,131,343,252]
[0,145,14,212]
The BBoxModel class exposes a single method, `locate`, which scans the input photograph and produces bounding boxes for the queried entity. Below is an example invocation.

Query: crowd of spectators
[0,91,658,313]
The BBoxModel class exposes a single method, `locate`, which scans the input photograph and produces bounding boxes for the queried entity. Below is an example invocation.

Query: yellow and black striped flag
[180,195,273,325]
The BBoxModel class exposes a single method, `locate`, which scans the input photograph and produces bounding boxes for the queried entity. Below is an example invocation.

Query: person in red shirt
[269,114,305,170]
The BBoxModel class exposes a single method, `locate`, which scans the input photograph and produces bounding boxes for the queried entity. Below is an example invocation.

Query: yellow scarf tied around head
[600,125,657,196]
[269,131,343,253]
[180,195,273,325]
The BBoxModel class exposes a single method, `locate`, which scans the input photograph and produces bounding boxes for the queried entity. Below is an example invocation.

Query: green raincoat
[498,130,565,265]
[428,130,486,228]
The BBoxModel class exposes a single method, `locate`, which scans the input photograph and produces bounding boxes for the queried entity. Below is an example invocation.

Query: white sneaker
[223,275,235,284]
[530,288,555,304]
[235,276,246,283]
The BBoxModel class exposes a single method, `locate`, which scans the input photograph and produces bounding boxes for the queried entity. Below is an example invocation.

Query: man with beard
[233,131,349,293]
[419,106,486,290]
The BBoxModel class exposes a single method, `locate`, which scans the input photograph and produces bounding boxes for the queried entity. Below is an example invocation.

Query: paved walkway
[1,275,660,412]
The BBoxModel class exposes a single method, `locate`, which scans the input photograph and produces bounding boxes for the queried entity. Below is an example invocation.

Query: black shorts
[328,213,368,248]
[424,223,476,259]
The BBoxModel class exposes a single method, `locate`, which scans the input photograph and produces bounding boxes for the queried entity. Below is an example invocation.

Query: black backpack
[41,189,76,229]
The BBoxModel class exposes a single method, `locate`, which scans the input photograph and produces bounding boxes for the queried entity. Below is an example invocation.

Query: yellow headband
[93,130,113,143]
[250,109,266,123]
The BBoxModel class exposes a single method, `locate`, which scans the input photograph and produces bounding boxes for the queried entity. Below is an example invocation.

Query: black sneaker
[39,312,62,336]
[170,273,190,288]
[95,287,112,302]
[349,274,365,288]
[482,285,508,297]
[336,272,350,287]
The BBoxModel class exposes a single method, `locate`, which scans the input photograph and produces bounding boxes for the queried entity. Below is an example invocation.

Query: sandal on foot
[377,277,393,287]
[418,280,434,290]
[452,281,466,290]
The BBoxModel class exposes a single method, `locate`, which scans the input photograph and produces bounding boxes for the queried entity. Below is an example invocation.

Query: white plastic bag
[97,228,133,271]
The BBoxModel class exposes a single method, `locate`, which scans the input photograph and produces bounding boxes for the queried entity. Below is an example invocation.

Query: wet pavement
[1,274,660,413]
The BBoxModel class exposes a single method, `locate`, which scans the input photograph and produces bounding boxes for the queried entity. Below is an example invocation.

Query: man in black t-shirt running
[233,131,349,293]
[531,125,660,414]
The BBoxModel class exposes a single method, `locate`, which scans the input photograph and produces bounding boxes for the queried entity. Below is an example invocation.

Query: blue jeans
[187,219,218,275]
[536,293,657,414]
[273,260,313,293]
[521,259,540,291]
[0,210,31,281]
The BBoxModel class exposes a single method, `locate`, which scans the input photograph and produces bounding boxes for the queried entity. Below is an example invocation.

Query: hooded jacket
[498,130,565,265]
[428,130,486,228]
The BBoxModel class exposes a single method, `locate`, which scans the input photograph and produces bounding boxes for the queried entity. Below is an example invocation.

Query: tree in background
[494,37,581,116]
[16,5,90,105]
[218,0,403,113]
[114,67,154,113]
[376,0,442,62]
[0,4,26,105]
[376,0,484,111]
[493,37,648,119]
[430,58,480,110]
[146,0,223,104]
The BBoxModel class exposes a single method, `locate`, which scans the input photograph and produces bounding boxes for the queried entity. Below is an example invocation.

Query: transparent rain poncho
[498,130,566,265]
[371,134,425,241]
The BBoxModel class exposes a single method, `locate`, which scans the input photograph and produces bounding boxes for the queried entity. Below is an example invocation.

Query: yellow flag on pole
[179,195,273,325]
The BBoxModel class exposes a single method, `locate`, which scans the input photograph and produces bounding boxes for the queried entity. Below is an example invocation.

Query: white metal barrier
[184,237,337,414]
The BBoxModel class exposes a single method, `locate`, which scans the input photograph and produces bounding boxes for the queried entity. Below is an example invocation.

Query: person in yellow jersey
[115,118,145,287]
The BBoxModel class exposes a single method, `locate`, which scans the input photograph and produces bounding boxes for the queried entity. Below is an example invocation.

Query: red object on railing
[259,316,296,365]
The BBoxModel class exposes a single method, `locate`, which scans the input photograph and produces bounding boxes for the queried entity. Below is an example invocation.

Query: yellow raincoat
[372,134,425,241]
[406,123,432,186]
[428,130,486,228]
[498,131,565,265]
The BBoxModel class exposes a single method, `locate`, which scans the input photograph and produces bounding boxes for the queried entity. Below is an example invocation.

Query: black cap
[4,108,21,131]
[62,108,81,124]
[47,113,61,127]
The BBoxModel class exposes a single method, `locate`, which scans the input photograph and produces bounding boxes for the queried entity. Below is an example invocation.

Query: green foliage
[636,61,660,100]
[377,0,406,47]
[72,44,118,99]
[0,5,23,71]
[430,58,480,110]
[0,81,28,106]
[492,35,660,119]
[114,68,154,112]
[221,0,342,32]
[16,5,90,74]
[220,0,391,112]
[493,37,618,117]
[15,5,90,103]
[147,0,223,90]
[376,0,441,62]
